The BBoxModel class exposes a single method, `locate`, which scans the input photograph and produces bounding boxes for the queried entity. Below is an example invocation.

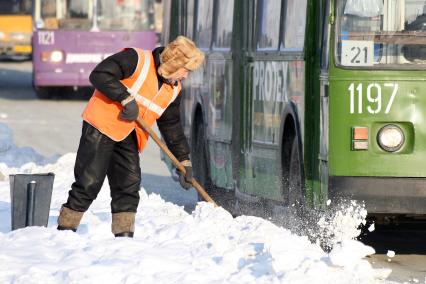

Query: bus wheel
[191,118,212,201]
[288,137,304,211]
[34,87,53,99]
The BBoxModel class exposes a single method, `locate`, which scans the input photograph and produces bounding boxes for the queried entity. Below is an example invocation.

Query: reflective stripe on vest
[127,50,179,117]
[128,50,151,97]
[128,85,179,117]
[82,48,181,152]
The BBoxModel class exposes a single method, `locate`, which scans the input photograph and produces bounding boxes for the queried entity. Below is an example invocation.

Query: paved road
[0,61,425,283]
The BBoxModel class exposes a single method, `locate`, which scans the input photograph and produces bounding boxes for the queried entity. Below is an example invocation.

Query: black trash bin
[9,173,55,230]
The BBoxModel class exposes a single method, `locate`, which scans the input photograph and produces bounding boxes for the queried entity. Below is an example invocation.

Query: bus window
[281,0,307,51]
[213,0,234,49]
[336,0,426,67]
[37,0,92,30]
[97,0,154,31]
[36,0,154,31]
[401,1,426,62]
[0,0,31,15]
[185,0,195,39]
[69,0,89,19]
[195,0,213,48]
[257,0,281,50]
[40,0,56,19]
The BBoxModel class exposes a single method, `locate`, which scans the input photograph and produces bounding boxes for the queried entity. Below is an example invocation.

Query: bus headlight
[377,124,404,152]
[0,32,5,40]
[41,50,64,63]
[50,50,64,62]
[11,33,26,41]
[10,32,31,43]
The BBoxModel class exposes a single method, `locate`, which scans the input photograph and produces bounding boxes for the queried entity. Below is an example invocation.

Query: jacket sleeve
[89,48,138,102]
[157,94,190,162]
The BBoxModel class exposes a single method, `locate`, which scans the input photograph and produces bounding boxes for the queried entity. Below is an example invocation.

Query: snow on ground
[0,123,396,283]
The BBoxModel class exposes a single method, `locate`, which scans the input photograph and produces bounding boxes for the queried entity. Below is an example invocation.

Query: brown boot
[112,212,135,237]
[57,206,84,232]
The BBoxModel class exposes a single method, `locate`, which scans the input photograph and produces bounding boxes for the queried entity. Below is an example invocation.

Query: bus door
[239,0,307,204]
[193,0,235,190]
[318,0,332,204]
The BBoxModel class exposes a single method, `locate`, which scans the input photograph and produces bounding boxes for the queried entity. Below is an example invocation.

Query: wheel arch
[279,102,305,202]
[188,87,209,142]
[189,100,215,195]
[190,102,206,148]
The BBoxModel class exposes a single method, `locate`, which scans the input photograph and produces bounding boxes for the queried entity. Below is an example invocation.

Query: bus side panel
[240,59,305,202]
[32,30,156,87]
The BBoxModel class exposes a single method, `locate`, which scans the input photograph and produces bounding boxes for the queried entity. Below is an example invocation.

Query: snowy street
[0,61,425,283]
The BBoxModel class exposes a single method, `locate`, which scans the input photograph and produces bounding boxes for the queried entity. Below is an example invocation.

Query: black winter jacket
[89,47,190,162]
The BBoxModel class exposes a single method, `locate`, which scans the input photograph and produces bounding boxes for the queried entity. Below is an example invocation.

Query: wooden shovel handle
[136,117,218,206]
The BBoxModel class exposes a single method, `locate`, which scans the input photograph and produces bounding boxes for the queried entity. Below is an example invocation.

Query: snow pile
[0,125,395,283]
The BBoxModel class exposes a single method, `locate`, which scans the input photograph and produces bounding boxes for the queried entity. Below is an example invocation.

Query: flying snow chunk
[328,240,375,267]
[386,250,395,258]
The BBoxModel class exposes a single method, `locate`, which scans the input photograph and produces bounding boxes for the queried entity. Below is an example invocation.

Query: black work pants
[64,121,141,213]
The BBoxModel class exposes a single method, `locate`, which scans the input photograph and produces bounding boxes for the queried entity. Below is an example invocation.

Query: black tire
[191,118,212,201]
[288,136,304,210]
[34,86,53,99]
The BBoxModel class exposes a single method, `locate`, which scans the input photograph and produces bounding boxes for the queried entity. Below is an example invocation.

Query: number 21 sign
[342,40,374,67]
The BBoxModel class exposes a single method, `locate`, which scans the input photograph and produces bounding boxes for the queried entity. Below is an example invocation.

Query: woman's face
[168,67,190,82]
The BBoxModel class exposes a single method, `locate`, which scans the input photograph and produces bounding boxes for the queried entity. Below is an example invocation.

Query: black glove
[120,96,139,121]
[177,160,193,190]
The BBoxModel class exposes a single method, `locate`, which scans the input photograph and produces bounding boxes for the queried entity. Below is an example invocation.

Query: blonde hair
[158,36,205,79]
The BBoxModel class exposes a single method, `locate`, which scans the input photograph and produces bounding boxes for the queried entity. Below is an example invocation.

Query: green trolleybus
[162,0,426,217]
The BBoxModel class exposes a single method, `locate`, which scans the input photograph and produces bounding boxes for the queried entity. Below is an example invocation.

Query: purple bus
[32,0,157,98]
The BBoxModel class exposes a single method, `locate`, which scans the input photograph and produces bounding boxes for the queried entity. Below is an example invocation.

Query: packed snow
[0,123,396,283]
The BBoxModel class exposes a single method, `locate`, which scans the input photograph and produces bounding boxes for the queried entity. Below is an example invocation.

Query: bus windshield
[0,0,32,15]
[97,0,154,31]
[35,0,93,30]
[336,0,426,68]
[35,0,154,31]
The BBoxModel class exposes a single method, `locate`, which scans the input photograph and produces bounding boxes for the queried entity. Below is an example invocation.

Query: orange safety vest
[82,48,181,152]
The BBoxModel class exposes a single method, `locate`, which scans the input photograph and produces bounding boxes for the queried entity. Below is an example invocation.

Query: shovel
[136,117,218,206]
